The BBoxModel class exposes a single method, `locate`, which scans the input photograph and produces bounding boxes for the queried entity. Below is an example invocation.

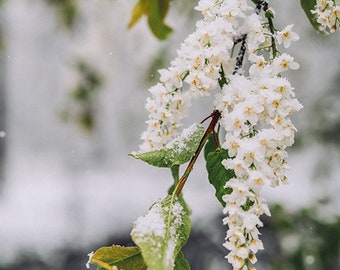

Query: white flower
[223,158,249,179]
[276,24,300,48]
[240,143,265,168]
[271,53,299,74]
[194,0,217,19]
[242,212,263,230]
[222,134,241,157]
[249,54,272,78]
[243,13,266,53]
[159,68,183,90]
[249,237,264,254]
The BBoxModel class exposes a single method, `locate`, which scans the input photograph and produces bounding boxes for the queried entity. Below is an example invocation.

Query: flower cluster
[210,2,301,269]
[140,0,251,152]
[139,0,302,269]
[217,70,302,268]
[312,0,340,33]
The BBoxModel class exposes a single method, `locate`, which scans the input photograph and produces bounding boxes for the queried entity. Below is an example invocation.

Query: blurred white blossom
[312,0,340,33]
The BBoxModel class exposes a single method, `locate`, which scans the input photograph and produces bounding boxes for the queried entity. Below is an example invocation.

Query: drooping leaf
[300,0,324,33]
[147,0,173,40]
[130,124,205,168]
[205,148,234,207]
[131,195,191,270]
[128,0,173,40]
[128,0,148,29]
[89,245,147,270]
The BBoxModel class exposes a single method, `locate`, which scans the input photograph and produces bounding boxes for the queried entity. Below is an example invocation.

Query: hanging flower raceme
[217,68,302,268]
[139,0,302,269]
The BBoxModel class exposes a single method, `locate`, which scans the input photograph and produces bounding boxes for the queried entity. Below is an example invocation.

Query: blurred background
[0,0,339,269]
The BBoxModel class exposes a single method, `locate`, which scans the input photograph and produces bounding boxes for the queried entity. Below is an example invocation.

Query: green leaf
[147,0,173,40]
[168,165,180,195]
[265,9,274,19]
[205,148,234,207]
[174,251,190,270]
[89,245,147,270]
[203,133,219,160]
[241,198,255,211]
[131,195,191,270]
[171,165,180,182]
[128,0,173,40]
[128,0,148,29]
[130,124,205,168]
[300,0,324,33]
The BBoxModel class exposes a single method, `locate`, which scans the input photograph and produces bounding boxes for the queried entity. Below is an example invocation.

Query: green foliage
[61,60,103,131]
[128,0,173,40]
[204,135,234,207]
[174,251,191,270]
[265,9,274,19]
[88,195,191,270]
[268,204,340,270]
[131,195,191,270]
[300,0,324,33]
[241,198,255,211]
[167,165,180,194]
[130,124,205,168]
[45,0,77,28]
[89,245,146,270]
[203,133,219,160]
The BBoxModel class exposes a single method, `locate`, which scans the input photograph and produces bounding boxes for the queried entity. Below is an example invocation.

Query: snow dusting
[132,199,166,239]
[166,123,201,151]
[86,251,94,269]
[165,199,185,266]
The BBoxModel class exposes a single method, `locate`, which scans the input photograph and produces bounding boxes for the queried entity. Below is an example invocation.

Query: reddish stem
[175,110,221,195]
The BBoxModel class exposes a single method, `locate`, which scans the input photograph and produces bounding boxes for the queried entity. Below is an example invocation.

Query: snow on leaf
[88,245,146,270]
[130,124,204,168]
[131,195,191,270]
